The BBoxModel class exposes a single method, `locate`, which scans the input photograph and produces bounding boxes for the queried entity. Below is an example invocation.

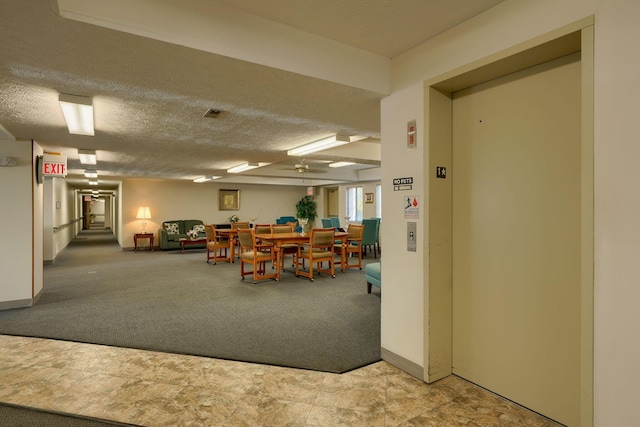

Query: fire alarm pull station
[407,222,417,252]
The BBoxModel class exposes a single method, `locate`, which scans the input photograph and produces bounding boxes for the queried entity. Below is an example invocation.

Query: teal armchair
[361,218,380,258]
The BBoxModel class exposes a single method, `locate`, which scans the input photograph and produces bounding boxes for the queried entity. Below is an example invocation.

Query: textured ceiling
[0,0,504,189]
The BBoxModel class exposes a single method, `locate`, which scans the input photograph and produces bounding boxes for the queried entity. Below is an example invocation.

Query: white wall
[380,83,425,367]
[44,177,80,262]
[0,139,38,305]
[383,0,640,424]
[120,179,308,248]
[32,143,44,298]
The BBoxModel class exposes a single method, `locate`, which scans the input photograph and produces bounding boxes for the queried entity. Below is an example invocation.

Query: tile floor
[0,335,560,426]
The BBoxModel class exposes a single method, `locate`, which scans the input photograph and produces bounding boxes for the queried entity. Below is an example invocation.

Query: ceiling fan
[294,162,309,173]
[279,158,328,174]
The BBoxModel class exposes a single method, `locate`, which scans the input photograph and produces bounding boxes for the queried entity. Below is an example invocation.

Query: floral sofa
[158,219,207,250]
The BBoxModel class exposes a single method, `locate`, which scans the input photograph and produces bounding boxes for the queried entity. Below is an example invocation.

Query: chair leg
[367,282,372,293]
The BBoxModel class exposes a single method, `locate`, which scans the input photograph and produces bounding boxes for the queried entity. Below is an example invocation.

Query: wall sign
[436,166,447,179]
[404,195,420,219]
[393,177,413,191]
[42,153,67,178]
[407,120,417,150]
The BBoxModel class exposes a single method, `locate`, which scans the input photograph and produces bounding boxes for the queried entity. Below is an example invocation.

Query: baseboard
[32,287,43,305]
[381,347,424,381]
[0,298,33,311]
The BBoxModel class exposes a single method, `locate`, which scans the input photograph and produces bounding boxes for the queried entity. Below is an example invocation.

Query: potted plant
[295,195,317,233]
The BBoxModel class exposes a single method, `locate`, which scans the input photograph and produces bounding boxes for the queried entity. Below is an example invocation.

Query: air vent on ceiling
[203,108,223,118]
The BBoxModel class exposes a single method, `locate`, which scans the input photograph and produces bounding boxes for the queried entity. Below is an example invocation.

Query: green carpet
[0,229,381,373]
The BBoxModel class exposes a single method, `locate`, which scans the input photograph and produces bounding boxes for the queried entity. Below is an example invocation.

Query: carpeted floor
[0,229,381,373]
[0,402,139,427]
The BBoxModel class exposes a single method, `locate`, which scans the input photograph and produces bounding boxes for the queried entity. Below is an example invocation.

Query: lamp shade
[136,206,151,219]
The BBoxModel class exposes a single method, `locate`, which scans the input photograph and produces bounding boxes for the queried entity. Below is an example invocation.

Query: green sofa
[158,219,206,250]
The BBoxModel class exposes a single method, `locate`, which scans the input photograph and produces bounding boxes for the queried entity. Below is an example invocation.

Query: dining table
[255,231,347,281]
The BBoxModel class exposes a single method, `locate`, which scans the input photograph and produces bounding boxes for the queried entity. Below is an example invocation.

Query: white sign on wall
[404,195,420,219]
[42,153,67,177]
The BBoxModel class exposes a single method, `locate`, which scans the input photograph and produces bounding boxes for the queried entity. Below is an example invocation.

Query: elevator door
[452,54,581,425]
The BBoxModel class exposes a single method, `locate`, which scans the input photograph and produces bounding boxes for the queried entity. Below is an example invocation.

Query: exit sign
[43,154,67,177]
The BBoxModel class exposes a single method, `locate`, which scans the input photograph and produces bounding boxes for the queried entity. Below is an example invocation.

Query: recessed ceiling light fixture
[59,94,94,135]
[88,180,98,186]
[287,135,350,156]
[329,161,355,168]
[84,169,98,178]
[227,162,260,173]
[78,149,97,165]
[193,175,221,183]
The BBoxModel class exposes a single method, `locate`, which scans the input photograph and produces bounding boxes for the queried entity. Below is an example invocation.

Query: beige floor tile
[0,335,562,427]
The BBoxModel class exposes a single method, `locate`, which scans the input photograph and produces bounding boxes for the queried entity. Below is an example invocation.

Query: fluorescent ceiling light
[329,161,355,168]
[193,175,221,183]
[287,135,349,156]
[84,169,98,178]
[59,94,94,135]
[88,180,98,186]
[78,149,97,165]
[227,162,260,173]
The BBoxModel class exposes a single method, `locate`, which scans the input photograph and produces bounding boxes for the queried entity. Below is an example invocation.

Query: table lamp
[136,206,151,233]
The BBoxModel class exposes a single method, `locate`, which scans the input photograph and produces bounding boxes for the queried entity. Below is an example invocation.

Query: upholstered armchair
[270,224,298,271]
[205,225,231,264]
[334,223,364,272]
[361,218,380,258]
[295,228,336,281]
[237,229,277,284]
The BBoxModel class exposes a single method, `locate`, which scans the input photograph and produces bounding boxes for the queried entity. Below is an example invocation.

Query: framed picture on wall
[365,192,374,204]
[219,189,240,210]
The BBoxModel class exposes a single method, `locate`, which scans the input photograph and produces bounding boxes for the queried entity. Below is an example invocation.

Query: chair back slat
[254,224,272,234]
[237,228,254,249]
[271,224,293,234]
[204,224,215,239]
[310,227,335,249]
[347,224,364,240]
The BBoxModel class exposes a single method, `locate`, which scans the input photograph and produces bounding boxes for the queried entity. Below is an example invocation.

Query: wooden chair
[285,220,299,232]
[270,224,299,271]
[295,227,336,281]
[232,221,250,230]
[334,223,364,272]
[237,228,277,283]
[254,224,275,263]
[205,224,231,264]
[231,221,250,254]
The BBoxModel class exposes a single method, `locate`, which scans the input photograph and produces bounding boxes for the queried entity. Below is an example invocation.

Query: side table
[134,233,154,252]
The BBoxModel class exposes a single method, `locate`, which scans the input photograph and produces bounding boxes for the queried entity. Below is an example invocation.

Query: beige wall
[0,139,42,306]
[44,177,77,262]
[380,82,425,368]
[119,179,308,248]
[382,0,640,424]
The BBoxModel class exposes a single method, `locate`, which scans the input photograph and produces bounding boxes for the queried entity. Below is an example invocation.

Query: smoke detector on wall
[0,156,17,167]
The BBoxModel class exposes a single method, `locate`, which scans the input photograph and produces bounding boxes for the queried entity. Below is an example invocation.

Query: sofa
[365,262,381,294]
[159,220,233,250]
[158,219,207,250]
